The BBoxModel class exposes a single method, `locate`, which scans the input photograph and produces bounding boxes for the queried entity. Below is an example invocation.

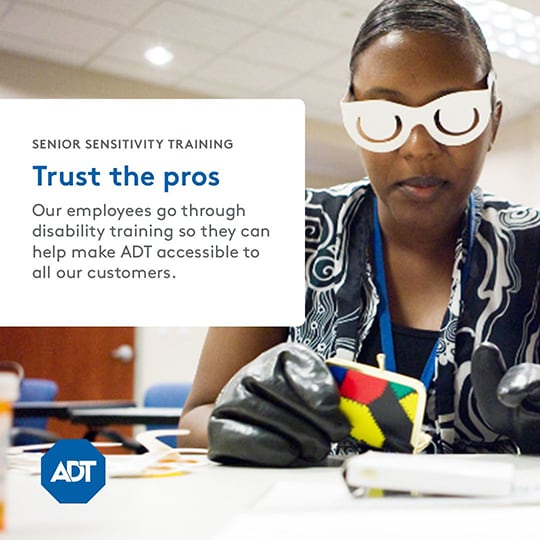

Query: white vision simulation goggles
[340,72,496,153]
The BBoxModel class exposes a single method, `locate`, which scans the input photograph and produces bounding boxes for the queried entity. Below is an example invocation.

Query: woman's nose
[398,124,441,161]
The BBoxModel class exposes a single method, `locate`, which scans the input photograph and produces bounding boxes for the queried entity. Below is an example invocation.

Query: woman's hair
[350,0,492,80]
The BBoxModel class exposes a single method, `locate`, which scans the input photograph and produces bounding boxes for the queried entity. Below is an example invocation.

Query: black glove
[207,343,350,467]
[471,342,540,454]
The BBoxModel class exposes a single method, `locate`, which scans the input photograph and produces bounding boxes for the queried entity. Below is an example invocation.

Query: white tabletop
[5,454,540,540]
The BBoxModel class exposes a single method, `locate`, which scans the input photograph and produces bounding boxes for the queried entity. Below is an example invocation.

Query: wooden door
[0,327,135,439]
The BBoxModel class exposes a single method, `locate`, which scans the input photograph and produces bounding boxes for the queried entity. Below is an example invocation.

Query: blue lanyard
[372,195,475,388]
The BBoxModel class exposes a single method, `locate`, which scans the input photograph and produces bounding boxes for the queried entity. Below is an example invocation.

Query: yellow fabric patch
[399,392,419,423]
[340,397,385,448]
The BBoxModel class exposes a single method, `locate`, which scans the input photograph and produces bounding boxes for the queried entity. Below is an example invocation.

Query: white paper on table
[7,429,208,478]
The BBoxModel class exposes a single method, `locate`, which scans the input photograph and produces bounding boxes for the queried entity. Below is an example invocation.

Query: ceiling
[1,0,539,182]
[2,0,540,122]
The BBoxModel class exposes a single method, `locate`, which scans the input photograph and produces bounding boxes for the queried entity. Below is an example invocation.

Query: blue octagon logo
[41,439,106,503]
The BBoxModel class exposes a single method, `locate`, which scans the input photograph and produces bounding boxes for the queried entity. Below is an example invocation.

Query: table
[13,400,136,420]
[5,454,540,540]
[13,403,180,450]
[68,407,182,426]
[68,406,182,451]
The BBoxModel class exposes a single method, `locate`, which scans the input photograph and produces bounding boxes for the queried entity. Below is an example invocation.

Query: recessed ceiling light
[457,0,540,65]
[498,31,516,46]
[144,46,174,66]
[516,21,537,38]
[521,40,538,54]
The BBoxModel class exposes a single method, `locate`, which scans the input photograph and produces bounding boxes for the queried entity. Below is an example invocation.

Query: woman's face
[351,30,501,233]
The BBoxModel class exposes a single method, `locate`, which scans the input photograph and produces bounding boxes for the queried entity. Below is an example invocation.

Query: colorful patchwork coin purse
[326,355,432,454]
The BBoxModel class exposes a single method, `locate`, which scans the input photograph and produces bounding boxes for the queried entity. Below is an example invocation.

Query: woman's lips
[396,176,447,201]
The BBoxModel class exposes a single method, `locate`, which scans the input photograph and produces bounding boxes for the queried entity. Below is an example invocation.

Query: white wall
[479,106,540,206]
[134,327,208,401]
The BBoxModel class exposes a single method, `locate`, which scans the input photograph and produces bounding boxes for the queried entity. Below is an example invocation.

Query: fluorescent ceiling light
[457,0,540,65]
[144,46,174,66]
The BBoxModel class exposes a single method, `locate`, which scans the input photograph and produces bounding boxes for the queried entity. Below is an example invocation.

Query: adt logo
[41,439,106,503]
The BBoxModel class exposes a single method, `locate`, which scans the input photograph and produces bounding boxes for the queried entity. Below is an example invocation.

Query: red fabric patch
[339,370,388,404]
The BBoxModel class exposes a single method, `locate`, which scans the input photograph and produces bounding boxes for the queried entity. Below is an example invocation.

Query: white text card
[1,99,305,326]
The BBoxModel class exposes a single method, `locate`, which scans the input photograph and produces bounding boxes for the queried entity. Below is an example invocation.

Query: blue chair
[143,382,191,447]
[13,377,59,445]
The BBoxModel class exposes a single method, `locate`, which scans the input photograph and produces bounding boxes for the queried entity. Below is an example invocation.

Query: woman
[179,0,540,462]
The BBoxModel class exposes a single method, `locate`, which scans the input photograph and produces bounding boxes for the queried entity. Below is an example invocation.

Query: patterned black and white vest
[291,180,540,451]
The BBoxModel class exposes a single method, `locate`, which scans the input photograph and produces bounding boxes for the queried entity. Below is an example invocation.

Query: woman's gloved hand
[471,342,540,454]
[207,343,351,467]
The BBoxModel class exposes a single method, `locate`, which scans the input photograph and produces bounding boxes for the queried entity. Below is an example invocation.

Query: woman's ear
[488,100,503,152]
